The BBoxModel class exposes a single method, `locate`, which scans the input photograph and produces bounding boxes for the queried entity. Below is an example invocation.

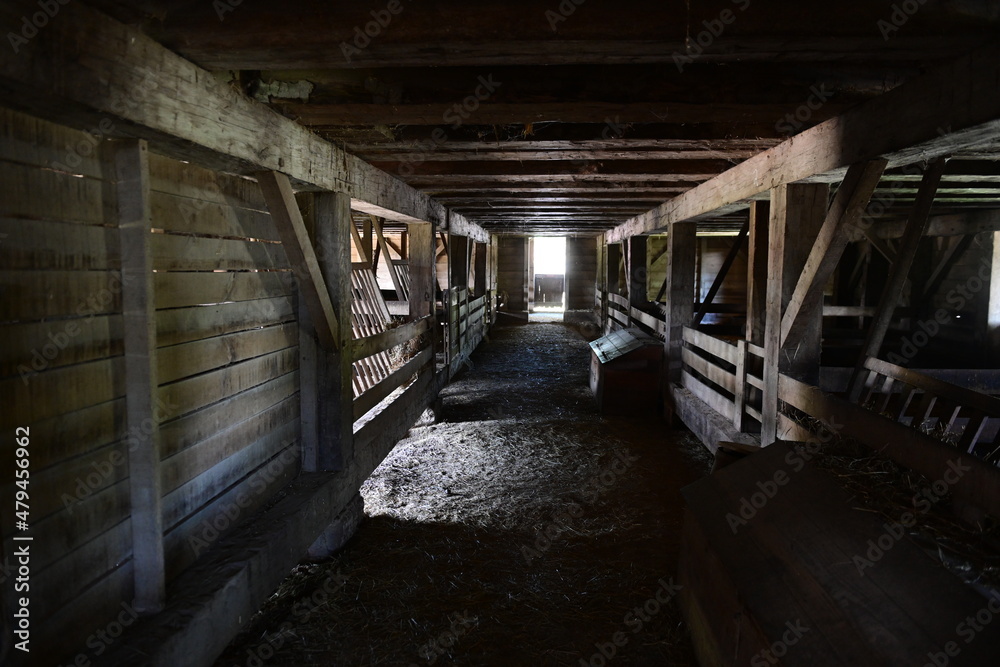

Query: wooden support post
[450,234,470,289]
[114,139,165,614]
[474,242,488,296]
[361,215,373,265]
[733,339,748,432]
[848,158,947,402]
[762,183,830,445]
[780,160,887,349]
[257,171,339,350]
[409,222,435,320]
[315,192,354,470]
[664,223,697,389]
[628,235,648,310]
[745,201,770,345]
[693,220,749,327]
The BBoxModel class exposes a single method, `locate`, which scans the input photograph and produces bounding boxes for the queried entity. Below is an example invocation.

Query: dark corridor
[215,322,711,666]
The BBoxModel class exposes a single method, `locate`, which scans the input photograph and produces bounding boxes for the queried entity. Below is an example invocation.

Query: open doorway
[531,236,566,318]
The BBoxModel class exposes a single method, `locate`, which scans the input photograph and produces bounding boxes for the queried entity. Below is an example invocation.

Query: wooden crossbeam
[606,43,1000,243]
[847,158,947,402]
[780,160,887,349]
[692,221,748,327]
[0,0,487,241]
[257,171,339,350]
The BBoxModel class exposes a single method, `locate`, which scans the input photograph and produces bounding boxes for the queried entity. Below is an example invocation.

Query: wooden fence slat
[156,296,296,347]
[154,271,295,310]
[682,347,736,393]
[157,323,298,384]
[150,232,291,271]
[682,327,738,364]
[353,347,432,420]
[682,370,735,420]
[352,316,432,362]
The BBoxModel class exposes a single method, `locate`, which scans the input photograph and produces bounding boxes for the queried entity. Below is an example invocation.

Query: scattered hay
[809,434,1000,595]
[215,323,706,666]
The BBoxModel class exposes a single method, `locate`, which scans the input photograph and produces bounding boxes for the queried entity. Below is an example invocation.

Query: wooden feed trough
[679,441,1000,666]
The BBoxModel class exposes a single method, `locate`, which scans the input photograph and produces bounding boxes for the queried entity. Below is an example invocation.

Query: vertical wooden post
[734,339,748,431]
[315,192,354,470]
[526,237,535,312]
[409,223,435,321]
[297,193,321,472]
[745,201,770,345]
[628,235,648,310]
[450,234,469,289]
[664,222,697,388]
[361,215,373,264]
[762,184,829,445]
[114,139,165,613]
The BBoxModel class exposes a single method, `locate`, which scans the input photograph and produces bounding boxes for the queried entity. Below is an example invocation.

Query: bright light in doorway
[534,236,566,275]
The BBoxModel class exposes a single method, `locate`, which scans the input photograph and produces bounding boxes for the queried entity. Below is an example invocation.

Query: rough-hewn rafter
[605,43,1000,244]
[0,0,488,242]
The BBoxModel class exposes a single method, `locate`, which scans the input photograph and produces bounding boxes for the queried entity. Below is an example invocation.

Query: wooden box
[589,328,663,415]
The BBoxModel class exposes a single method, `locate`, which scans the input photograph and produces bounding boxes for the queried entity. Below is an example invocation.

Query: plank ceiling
[88,0,1000,235]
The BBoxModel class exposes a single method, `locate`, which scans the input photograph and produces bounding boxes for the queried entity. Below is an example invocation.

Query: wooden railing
[679,322,1000,466]
[447,287,493,373]
[853,356,1000,461]
[599,290,666,339]
[351,315,434,421]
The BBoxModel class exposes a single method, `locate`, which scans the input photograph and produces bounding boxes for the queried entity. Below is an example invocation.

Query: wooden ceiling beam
[139,0,997,69]
[0,0,489,242]
[350,149,763,162]
[606,43,1000,243]
[285,102,849,127]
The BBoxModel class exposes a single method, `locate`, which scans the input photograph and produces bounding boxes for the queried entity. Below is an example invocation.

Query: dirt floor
[215,320,713,666]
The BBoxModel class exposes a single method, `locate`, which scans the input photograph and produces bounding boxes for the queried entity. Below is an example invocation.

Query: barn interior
[3,0,1000,665]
